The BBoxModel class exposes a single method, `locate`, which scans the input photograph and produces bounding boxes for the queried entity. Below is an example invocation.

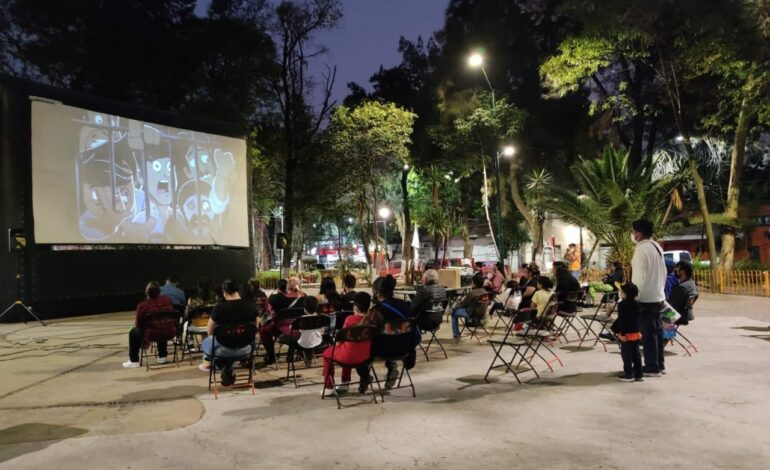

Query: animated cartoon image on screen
[75,112,234,243]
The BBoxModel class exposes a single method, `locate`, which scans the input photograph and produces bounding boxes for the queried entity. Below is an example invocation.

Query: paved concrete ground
[1,293,769,469]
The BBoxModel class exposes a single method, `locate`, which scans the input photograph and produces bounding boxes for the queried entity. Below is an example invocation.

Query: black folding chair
[417,299,450,361]
[322,325,380,409]
[485,308,539,383]
[281,315,332,387]
[208,321,257,399]
[669,295,699,356]
[554,290,587,343]
[493,288,523,330]
[459,294,492,343]
[371,318,418,400]
[139,310,180,370]
[517,295,564,372]
[181,305,213,365]
[266,307,305,365]
[577,292,619,351]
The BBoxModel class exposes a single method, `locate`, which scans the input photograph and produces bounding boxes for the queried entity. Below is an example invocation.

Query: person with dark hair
[518,265,540,309]
[631,219,667,376]
[565,243,582,280]
[554,266,581,313]
[516,264,530,287]
[160,275,186,310]
[341,273,357,302]
[199,280,258,385]
[412,269,447,321]
[451,274,488,339]
[183,277,218,349]
[531,276,555,319]
[485,262,505,295]
[603,261,625,289]
[473,261,484,278]
[318,276,344,311]
[372,275,415,388]
[123,281,176,368]
[611,282,644,382]
[320,291,375,395]
[664,259,678,299]
[260,278,305,365]
[243,279,267,302]
[668,261,698,326]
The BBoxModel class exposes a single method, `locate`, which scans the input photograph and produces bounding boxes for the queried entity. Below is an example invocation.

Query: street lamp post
[469,52,512,264]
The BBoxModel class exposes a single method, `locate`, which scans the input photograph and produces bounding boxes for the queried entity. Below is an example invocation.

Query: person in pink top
[320,291,374,396]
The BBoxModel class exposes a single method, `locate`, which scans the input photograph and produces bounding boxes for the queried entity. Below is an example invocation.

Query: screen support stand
[0,255,46,326]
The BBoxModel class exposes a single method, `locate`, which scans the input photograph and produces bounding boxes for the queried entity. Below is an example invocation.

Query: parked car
[663,250,693,264]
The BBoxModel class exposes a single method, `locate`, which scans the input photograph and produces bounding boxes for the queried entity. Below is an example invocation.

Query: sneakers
[320,387,336,397]
[635,377,644,382]
[617,374,634,382]
[336,382,350,393]
[156,357,168,365]
[263,355,276,366]
[304,358,313,368]
[198,362,211,372]
[643,371,662,377]
[385,365,399,389]
[122,360,140,368]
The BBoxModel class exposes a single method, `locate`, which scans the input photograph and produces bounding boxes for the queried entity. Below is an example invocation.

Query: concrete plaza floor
[1,293,769,469]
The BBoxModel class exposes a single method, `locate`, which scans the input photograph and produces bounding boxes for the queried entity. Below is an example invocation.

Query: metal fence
[693,270,770,297]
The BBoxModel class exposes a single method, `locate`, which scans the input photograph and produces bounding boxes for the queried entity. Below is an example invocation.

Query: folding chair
[208,321,257,399]
[181,305,213,365]
[322,325,381,409]
[485,308,539,383]
[371,318,418,400]
[459,294,492,343]
[493,288,522,330]
[139,310,180,370]
[554,290,587,343]
[281,315,332,387]
[576,292,619,351]
[270,307,305,364]
[669,295,699,356]
[318,302,338,333]
[417,299,450,361]
[517,295,564,372]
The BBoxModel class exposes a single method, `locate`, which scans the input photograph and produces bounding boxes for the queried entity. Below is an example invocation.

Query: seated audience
[664,259,678,299]
[183,277,218,347]
[321,292,375,395]
[341,273,358,303]
[411,269,447,323]
[123,281,175,368]
[530,276,555,327]
[484,261,505,295]
[451,274,488,339]
[160,274,186,311]
[603,261,625,289]
[518,265,540,309]
[278,296,326,368]
[668,261,698,325]
[554,266,581,313]
[200,280,259,385]
[370,275,416,389]
[260,279,305,364]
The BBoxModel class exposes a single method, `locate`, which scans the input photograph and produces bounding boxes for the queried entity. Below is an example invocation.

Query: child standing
[611,282,644,382]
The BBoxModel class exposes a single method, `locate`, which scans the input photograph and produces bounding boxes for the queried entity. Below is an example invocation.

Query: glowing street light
[378,207,391,219]
[502,145,516,157]
[468,53,483,68]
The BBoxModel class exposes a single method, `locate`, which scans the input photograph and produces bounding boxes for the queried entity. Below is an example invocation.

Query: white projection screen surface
[31,100,249,246]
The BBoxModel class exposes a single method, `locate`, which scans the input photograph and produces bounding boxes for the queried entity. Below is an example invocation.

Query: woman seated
[668,261,698,325]
[320,292,375,395]
[278,296,327,368]
[259,279,306,365]
[123,281,175,368]
[530,276,555,327]
[554,266,581,313]
[517,265,540,309]
[183,277,218,348]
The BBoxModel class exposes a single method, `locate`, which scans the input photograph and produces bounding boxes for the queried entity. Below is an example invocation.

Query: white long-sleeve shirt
[631,239,667,303]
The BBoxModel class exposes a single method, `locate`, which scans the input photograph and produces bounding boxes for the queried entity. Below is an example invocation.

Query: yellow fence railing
[693,270,770,297]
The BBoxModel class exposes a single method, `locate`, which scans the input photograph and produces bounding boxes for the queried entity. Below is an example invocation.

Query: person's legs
[156,340,167,359]
[639,302,662,373]
[619,341,633,377]
[657,317,666,372]
[259,323,277,362]
[630,340,643,379]
[355,364,371,393]
[451,307,469,338]
[341,366,351,383]
[322,356,335,388]
[128,327,142,363]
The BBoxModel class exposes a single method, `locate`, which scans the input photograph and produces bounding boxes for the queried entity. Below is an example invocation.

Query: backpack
[379,301,422,346]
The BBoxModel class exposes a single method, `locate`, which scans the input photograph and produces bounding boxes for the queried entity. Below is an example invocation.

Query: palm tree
[537,147,678,269]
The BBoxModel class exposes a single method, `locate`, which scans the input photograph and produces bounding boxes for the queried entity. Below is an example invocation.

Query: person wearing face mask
[630,219,667,377]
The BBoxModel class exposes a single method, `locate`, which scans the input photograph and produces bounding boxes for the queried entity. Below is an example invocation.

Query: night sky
[196,0,449,105]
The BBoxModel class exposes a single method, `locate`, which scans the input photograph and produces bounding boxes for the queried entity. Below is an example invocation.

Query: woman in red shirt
[320,292,374,395]
[123,281,175,368]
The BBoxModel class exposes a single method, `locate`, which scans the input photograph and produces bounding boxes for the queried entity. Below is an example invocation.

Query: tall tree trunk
[481,161,499,259]
[461,211,472,258]
[720,92,752,270]
[281,153,295,276]
[400,168,413,284]
[509,165,543,263]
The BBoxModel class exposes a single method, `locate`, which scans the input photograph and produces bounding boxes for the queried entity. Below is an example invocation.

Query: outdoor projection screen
[30,100,249,246]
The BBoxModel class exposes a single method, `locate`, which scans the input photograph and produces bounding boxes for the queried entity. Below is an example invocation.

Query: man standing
[565,244,582,280]
[630,219,667,376]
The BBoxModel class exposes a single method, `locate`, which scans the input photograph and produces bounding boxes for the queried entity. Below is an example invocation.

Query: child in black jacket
[611,282,643,382]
